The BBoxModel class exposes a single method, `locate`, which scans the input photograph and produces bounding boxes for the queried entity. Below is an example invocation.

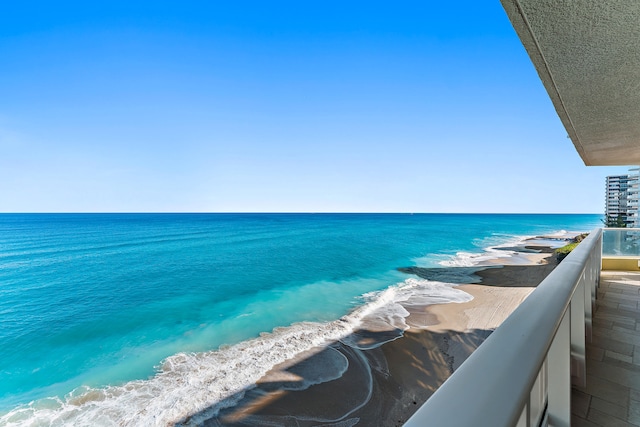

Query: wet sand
[200,250,558,426]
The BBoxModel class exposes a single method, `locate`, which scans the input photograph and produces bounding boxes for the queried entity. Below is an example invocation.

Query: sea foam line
[0,278,472,427]
[438,230,577,268]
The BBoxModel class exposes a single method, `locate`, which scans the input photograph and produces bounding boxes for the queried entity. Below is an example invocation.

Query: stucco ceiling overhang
[501,0,640,165]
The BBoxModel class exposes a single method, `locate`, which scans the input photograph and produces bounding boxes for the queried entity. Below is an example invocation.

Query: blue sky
[0,1,630,213]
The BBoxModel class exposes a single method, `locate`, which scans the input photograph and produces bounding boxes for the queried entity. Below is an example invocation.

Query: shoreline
[0,232,574,426]
[203,242,562,426]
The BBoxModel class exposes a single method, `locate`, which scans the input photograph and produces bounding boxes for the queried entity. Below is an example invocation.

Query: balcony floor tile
[572,271,640,427]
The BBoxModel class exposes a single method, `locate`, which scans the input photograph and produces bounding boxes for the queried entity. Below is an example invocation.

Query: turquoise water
[0,213,601,424]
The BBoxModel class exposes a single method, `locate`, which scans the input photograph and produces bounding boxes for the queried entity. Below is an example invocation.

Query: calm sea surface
[0,213,601,424]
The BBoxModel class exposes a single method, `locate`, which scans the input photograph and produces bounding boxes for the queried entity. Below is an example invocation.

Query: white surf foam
[439,247,517,267]
[438,230,579,268]
[0,278,472,427]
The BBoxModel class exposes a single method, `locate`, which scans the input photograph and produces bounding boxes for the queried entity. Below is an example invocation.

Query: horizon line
[0,211,604,215]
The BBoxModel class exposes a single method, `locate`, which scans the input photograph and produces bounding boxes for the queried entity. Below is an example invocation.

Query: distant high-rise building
[605,168,639,227]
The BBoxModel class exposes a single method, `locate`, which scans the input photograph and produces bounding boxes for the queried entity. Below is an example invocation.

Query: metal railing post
[570,271,587,388]
[547,310,571,427]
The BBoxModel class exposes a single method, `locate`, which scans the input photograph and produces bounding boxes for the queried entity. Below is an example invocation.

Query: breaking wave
[0,278,471,427]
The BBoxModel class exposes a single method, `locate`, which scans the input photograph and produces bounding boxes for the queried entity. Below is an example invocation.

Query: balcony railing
[405,229,602,427]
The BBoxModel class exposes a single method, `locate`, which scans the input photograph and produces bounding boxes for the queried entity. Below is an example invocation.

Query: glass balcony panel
[603,228,640,257]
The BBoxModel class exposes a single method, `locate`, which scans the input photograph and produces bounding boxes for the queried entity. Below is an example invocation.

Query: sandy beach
[199,247,560,426]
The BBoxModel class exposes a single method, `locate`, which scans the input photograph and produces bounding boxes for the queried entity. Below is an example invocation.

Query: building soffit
[501,0,640,166]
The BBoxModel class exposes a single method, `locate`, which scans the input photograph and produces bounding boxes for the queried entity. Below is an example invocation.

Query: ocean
[0,213,602,425]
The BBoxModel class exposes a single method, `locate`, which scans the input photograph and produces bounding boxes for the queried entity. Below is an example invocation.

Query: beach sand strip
[202,251,558,426]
